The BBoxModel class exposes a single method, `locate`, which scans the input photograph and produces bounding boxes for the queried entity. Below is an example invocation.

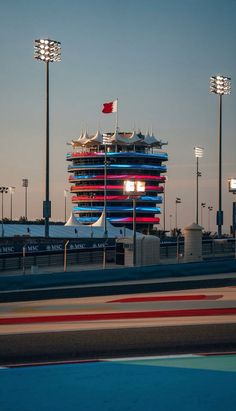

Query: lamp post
[208,206,213,232]
[102,135,111,268]
[64,189,69,223]
[175,197,181,233]
[228,179,236,235]
[210,75,231,238]
[34,38,61,237]
[9,186,15,222]
[0,187,8,237]
[123,180,146,266]
[102,135,111,236]
[89,192,96,237]
[201,202,206,228]
[89,192,96,220]
[163,177,168,232]
[194,147,203,224]
[22,179,28,220]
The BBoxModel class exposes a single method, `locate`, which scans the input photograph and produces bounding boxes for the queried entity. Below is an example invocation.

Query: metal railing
[0,238,235,273]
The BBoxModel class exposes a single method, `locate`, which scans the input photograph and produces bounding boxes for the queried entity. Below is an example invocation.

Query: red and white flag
[102,99,118,114]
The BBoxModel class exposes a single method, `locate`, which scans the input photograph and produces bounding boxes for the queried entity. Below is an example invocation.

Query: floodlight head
[194,147,204,158]
[123,180,146,195]
[0,187,8,193]
[34,39,61,62]
[22,178,29,188]
[210,75,231,95]
[228,178,236,193]
[9,186,16,194]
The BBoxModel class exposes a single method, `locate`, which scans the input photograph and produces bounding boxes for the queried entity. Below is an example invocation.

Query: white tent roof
[91,210,142,238]
[69,130,166,149]
[90,130,103,144]
[65,212,82,226]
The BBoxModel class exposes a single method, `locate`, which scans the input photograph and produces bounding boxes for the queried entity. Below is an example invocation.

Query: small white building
[116,235,160,266]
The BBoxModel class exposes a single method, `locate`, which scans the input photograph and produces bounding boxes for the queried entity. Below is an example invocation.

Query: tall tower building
[66,130,168,232]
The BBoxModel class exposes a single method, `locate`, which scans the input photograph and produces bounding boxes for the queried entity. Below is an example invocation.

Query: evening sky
[0,0,235,233]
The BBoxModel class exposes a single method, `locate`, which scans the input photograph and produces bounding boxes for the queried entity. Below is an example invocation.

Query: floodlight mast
[210,75,231,238]
[34,39,61,237]
[0,187,8,237]
[123,180,146,266]
[194,147,204,225]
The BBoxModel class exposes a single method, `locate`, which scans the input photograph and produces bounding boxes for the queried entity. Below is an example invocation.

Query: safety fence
[0,238,234,273]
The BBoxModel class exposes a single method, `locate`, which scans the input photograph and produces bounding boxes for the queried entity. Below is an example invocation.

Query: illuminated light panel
[68,164,167,171]
[110,217,160,223]
[71,195,162,202]
[71,185,163,191]
[73,206,161,213]
[69,174,166,181]
[67,152,168,160]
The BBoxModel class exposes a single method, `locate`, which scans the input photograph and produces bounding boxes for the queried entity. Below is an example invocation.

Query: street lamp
[163,176,168,233]
[123,180,146,266]
[194,147,204,224]
[34,38,61,237]
[102,135,111,268]
[88,192,96,237]
[201,202,206,228]
[228,178,236,235]
[210,75,231,238]
[175,197,181,233]
[9,186,15,222]
[102,135,111,236]
[22,178,28,220]
[208,206,213,232]
[0,187,8,237]
[64,189,69,223]
[88,192,96,220]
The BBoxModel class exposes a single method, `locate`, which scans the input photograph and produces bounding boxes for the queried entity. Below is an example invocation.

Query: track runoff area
[0,353,236,411]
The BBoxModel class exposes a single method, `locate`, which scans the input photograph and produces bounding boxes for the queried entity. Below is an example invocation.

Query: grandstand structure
[66,130,168,232]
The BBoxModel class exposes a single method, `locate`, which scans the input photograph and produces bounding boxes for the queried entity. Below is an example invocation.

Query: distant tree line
[1,217,64,225]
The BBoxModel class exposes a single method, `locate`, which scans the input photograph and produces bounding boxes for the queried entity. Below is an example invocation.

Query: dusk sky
[0,0,235,233]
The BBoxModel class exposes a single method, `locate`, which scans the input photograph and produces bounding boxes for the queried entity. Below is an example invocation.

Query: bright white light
[194,146,204,158]
[34,39,61,62]
[136,181,146,193]
[124,180,135,193]
[210,75,231,95]
[229,178,236,192]
[123,180,146,195]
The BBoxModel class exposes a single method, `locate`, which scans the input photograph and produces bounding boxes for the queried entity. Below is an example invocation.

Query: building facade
[66,130,168,232]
